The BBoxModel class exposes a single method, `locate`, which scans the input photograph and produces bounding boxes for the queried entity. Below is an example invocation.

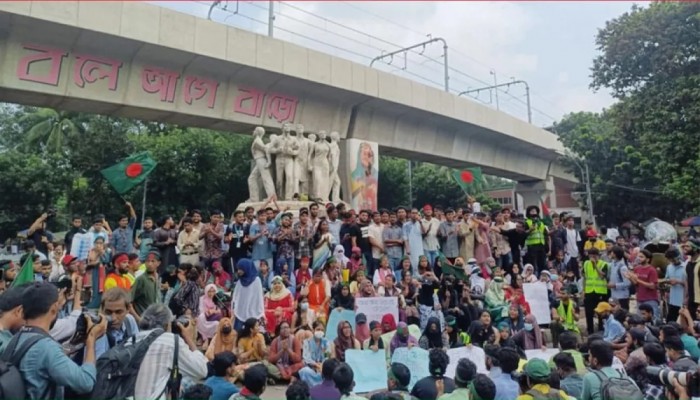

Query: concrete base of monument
[236,200,349,217]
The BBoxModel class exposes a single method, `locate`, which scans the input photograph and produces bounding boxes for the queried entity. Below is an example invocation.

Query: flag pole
[141,177,148,230]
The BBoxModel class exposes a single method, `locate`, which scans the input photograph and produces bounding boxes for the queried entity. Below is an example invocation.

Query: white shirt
[565,228,581,258]
[134,330,208,400]
[368,222,385,259]
[421,218,441,251]
[49,308,82,342]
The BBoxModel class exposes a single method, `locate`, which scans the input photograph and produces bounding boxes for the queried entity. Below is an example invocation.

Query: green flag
[101,152,157,195]
[12,253,36,287]
[452,168,484,195]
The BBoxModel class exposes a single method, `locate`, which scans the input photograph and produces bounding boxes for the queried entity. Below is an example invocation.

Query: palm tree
[22,108,80,153]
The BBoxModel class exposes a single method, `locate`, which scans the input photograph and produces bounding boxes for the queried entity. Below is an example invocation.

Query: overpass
[0,1,576,206]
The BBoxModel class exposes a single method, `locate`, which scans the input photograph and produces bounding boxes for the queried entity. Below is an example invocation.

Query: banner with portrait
[345,139,379,211]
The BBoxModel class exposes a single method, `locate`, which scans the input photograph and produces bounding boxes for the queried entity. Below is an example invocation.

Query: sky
[155,1,641,127]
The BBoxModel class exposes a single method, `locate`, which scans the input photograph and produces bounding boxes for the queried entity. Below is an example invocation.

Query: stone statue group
[247,123,342,203]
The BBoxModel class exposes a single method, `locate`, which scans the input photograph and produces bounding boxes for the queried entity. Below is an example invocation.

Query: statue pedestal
[235,200,348,218]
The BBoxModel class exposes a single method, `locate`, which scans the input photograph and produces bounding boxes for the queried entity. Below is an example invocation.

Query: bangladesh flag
[451,167,484,195]
[101,152,157,195]
[12,253,36,287]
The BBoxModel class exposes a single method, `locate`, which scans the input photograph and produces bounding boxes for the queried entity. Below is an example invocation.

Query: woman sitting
[467,310,500,347]
[291,295,316,337]
[264,276,295,335]
[389,322,419,356]
[348,269,367,296]
[330,320,361,362]
[511,314,547,351]
[268,321,304,381]
[172,265,201,317]
[363,321,387,357]
[298,321,330,387]
[307,269,330,324]
[258,260,274,293]
[205,317,237,361]
[209,260,232,292]
[373,256,393,286]
[294,256,313,298]
[484,272,510,323]
[419,316,449,350]
[356,278,377,298]
[331,283,355,311]
[400,270,420,325]
[198,284,224,349]
[381,314,398,333]
[445,315,464,348]
[237,318,268,364]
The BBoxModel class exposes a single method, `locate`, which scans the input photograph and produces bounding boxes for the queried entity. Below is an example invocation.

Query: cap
[594,302,613,314]
[467,258,477,265]
[540,270,551,277]
[61,254,77,266]
[369,321,381,331]
[445,315,457,326]
[524,359,551,379]
[587,229,598,238]
[356,313,367,324]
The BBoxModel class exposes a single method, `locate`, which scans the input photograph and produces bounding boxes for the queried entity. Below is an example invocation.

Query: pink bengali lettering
[141,67,180,103]
[73,55,122,91]
[233,86,265,117]
[266,93,298,123]
[183,75,219,109]
[16,44,68,86]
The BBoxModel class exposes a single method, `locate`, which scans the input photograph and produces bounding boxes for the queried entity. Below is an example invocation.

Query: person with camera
[94,287,139,358]
[27,211,56,259]
[581,340,642,400]
[5,282,107,399]
[132,303,208,399]
[517,358,570,400]
[0,285,26,352]
[49,273,84,343]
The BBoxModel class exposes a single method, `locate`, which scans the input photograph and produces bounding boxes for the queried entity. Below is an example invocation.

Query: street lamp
[561,150,596,227]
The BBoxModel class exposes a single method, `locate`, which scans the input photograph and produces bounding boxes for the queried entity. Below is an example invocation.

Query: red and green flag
[12,254,36,287]
[100,152,157,195]
[452,168,484,195]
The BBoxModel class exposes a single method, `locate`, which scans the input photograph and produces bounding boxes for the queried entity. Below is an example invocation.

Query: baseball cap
[61,254,77,266]
[356,313,367,324]
[523,358,551,379]
[594,302,613,314]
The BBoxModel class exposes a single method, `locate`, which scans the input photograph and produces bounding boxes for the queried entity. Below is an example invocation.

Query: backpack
[0,330,50,400]
[91,329,166,400]
[593,369,644,400]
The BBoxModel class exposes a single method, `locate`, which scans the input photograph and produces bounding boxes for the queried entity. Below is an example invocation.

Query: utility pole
[563,151,596,227]
[458,80,532,124]
[407,160,413,208]
[490,70,499,110]
[268,1,275,37]
[369,37,450,92]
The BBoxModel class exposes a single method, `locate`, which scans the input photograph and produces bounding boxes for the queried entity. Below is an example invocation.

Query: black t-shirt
[226,223,250,260]
[30,229,53,256]
[340,223,361,257]
[418,280,440,307]
[410,376,455,400]
[356,222,371,254]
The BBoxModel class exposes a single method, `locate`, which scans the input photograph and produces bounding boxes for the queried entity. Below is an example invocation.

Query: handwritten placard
[355,296,399,327]
[446,346,487,377]
[525,348,559,361]
[523,282,552,324]
[325,309,356,341]
[391,347,430,390]
[346,349,388,393]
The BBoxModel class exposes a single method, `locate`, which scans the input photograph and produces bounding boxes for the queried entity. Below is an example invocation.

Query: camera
[646,366,700,397]
[70,311,111,345]
[45,207,57,219]
[52,276,73,292]
[171,315,190,335]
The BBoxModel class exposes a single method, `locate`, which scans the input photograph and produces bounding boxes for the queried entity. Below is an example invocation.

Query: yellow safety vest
[557,300,580,333]
[525,219,546,246]
[583,260,608,295]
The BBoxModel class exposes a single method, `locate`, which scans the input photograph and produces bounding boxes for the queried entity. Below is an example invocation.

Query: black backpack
[0,330,51,400]
[90,329,166,400]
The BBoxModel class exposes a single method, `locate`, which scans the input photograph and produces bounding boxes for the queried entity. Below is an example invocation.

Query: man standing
[438,209,460,264]
[153,216,178,271]
[383,211,405,271]
[524,205,549,273]
[294,209,314,269]
[249,210,274,271]
[274,212,298,275]
[356,210,373,277]
[421,205,441,267]
[582,248,608,334]
[95,288,139,358]
[368,211,385,275]
[135,217,155,263]
[404,208,424,276]
[178,217,200,266]
[104,253,132,291]
[226,211,249,270]
[326,205,342,246]
[563,216,581,266]
[64,215,86,255]
[200,211,225,267]
[293,124,312,198]
[131,251,161,318]
[111,202,137,255]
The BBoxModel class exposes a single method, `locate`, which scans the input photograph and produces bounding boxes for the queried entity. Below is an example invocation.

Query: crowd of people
[0,196,699,400]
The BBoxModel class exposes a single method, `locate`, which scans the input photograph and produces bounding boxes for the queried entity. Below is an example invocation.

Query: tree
[21,108,81,153]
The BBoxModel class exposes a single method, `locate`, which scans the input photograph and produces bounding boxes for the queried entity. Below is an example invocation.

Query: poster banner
[355,297,398,327]
[446,346,487,377]
[523,282,552,324]
[346,349,388,393]
[326,309,356,341]
[391,347,430,390]
[345,138,379,211]
[525,348,559,361]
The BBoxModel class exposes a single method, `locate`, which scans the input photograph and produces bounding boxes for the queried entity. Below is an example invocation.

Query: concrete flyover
[0,1,576,205]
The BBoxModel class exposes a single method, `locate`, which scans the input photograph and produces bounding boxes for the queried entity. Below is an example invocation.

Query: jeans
[253,258,273,272]
[389,256,403,272]
[363,251,375,278]
[526,244,548,273]
[584,292,607,334]
[424,250,439,268]
[276,256,295,277]
[497,253,513,275]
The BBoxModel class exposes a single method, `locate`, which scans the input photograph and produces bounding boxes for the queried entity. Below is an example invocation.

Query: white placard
[522,282,552,324]
[355,296,399,326]
[525,348,560,361]
[446,346,487,377]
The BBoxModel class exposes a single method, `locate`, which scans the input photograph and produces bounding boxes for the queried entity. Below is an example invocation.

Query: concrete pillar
[515,177,554,213]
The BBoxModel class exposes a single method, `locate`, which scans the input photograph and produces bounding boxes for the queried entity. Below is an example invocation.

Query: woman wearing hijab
[356,278,377,298]
[307,268,330,324]
[331,283,355,310]
[330,320,361,362]
[333,244,350,269]
[419,316,449,350]
[507,304,525,335]
[205,317,237,361]
[268,321,304,381]
[197,284,223,348]
[209,260,232,291]
[467,310,500,347]
[347,247,364,277]
[264,276,295,335]
[232,259,265,331]
[511,314,546,350]
[354,314,370,345]
[522,263,537,283]
[390,322,419,356]
[484,273,509,323]
[445,315,464,348]
[172,265,200,316]
[299,321,330,387]
[381,314,398,333]
[312,219,333,271]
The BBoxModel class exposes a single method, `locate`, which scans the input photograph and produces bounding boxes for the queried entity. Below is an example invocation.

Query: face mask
[222,325,233,335]
[494,277,504,283]
[550,274,559,281]
[524,323,534,332]
[301,303,309,311]
[314,331,324,339]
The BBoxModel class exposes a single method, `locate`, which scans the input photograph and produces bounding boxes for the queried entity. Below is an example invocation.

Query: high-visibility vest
[557,300,580,333]
[104,272,132,291]
[583,260,608,294]
[525,219,546,246]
